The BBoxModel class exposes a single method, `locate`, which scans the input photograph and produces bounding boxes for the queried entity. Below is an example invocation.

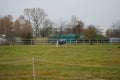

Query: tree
[14,19,21,37]
[21,21,33,44]
[72,21,84,39]
[0,15,14,39]
[24,8,47,37]
[70,16,79,27]
[69,16,79,34]
[84,25,98,44]
[41,19,53,37]
[57,20,67,39]
[13,15,33,44]
[110,20,120,37]
[105,29,110,39]
[65,16,84,39]
[63,16,79,34]
[21,21,32,39]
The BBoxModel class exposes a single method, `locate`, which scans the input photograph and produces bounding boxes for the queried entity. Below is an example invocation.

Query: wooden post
[32,57,35,80]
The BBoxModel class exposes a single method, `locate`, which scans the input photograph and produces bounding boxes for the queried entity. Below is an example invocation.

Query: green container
[49,34,75,43]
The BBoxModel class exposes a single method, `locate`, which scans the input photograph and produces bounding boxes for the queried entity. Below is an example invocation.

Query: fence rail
[0,38,120,45]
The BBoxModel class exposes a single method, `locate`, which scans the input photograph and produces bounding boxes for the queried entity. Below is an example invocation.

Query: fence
[1,38,120,45]
[0,58,120,80]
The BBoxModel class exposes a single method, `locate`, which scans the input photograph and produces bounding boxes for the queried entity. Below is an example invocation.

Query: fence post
[31,39,33,45]
[32,57,36,80]
[97,40,98,45]
[101,70,104,78]
[83,39,85,45]
[70,39,71,44]
[76,40,77,45]
[110,40,112,45]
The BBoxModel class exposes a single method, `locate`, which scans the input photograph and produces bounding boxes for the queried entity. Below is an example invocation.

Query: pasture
[0,44,120,80]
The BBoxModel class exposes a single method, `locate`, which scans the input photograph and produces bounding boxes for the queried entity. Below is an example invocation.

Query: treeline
[0,15,32,40]
[0,8,120,41]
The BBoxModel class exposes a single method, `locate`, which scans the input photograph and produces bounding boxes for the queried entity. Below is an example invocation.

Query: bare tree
[42,19,53,37]
[24,8,47,37]
[64,16,79,34]
[72,21,84,39]
[70,15,79,27]
[56,20,67,39]
[112,20,120,30]
[110,20,120,37]
[65,16,84,38]
[84,25,98,44]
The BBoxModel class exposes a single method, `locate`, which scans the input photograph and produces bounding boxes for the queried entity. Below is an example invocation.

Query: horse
[56,39,67,47]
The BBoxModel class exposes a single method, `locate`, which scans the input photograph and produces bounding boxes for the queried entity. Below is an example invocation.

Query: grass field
[0,44,120,80]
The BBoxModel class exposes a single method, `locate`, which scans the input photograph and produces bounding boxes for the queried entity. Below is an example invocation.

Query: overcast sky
[0,0,120,29]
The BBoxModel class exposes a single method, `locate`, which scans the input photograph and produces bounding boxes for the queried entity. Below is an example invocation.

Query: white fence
[1,39,120,45]
[0,58,120,80]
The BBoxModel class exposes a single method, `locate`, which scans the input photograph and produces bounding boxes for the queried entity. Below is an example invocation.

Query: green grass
[0,44,120,80]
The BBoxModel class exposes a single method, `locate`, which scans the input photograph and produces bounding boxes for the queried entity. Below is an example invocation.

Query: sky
[0,0,120,30]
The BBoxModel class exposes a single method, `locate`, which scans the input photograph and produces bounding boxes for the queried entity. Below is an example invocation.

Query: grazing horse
[56,39,67,47]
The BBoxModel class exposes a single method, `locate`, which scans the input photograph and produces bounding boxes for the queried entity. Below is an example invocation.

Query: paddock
[0,45,120,80]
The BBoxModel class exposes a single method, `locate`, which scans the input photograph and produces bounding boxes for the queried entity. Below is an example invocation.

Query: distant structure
[0,34,6,44]
[49,34,75,43]
[109,37,120,43]
[109,29,120,43]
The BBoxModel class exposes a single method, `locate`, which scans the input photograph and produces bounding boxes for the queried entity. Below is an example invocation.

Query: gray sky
[0,0,120,29]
